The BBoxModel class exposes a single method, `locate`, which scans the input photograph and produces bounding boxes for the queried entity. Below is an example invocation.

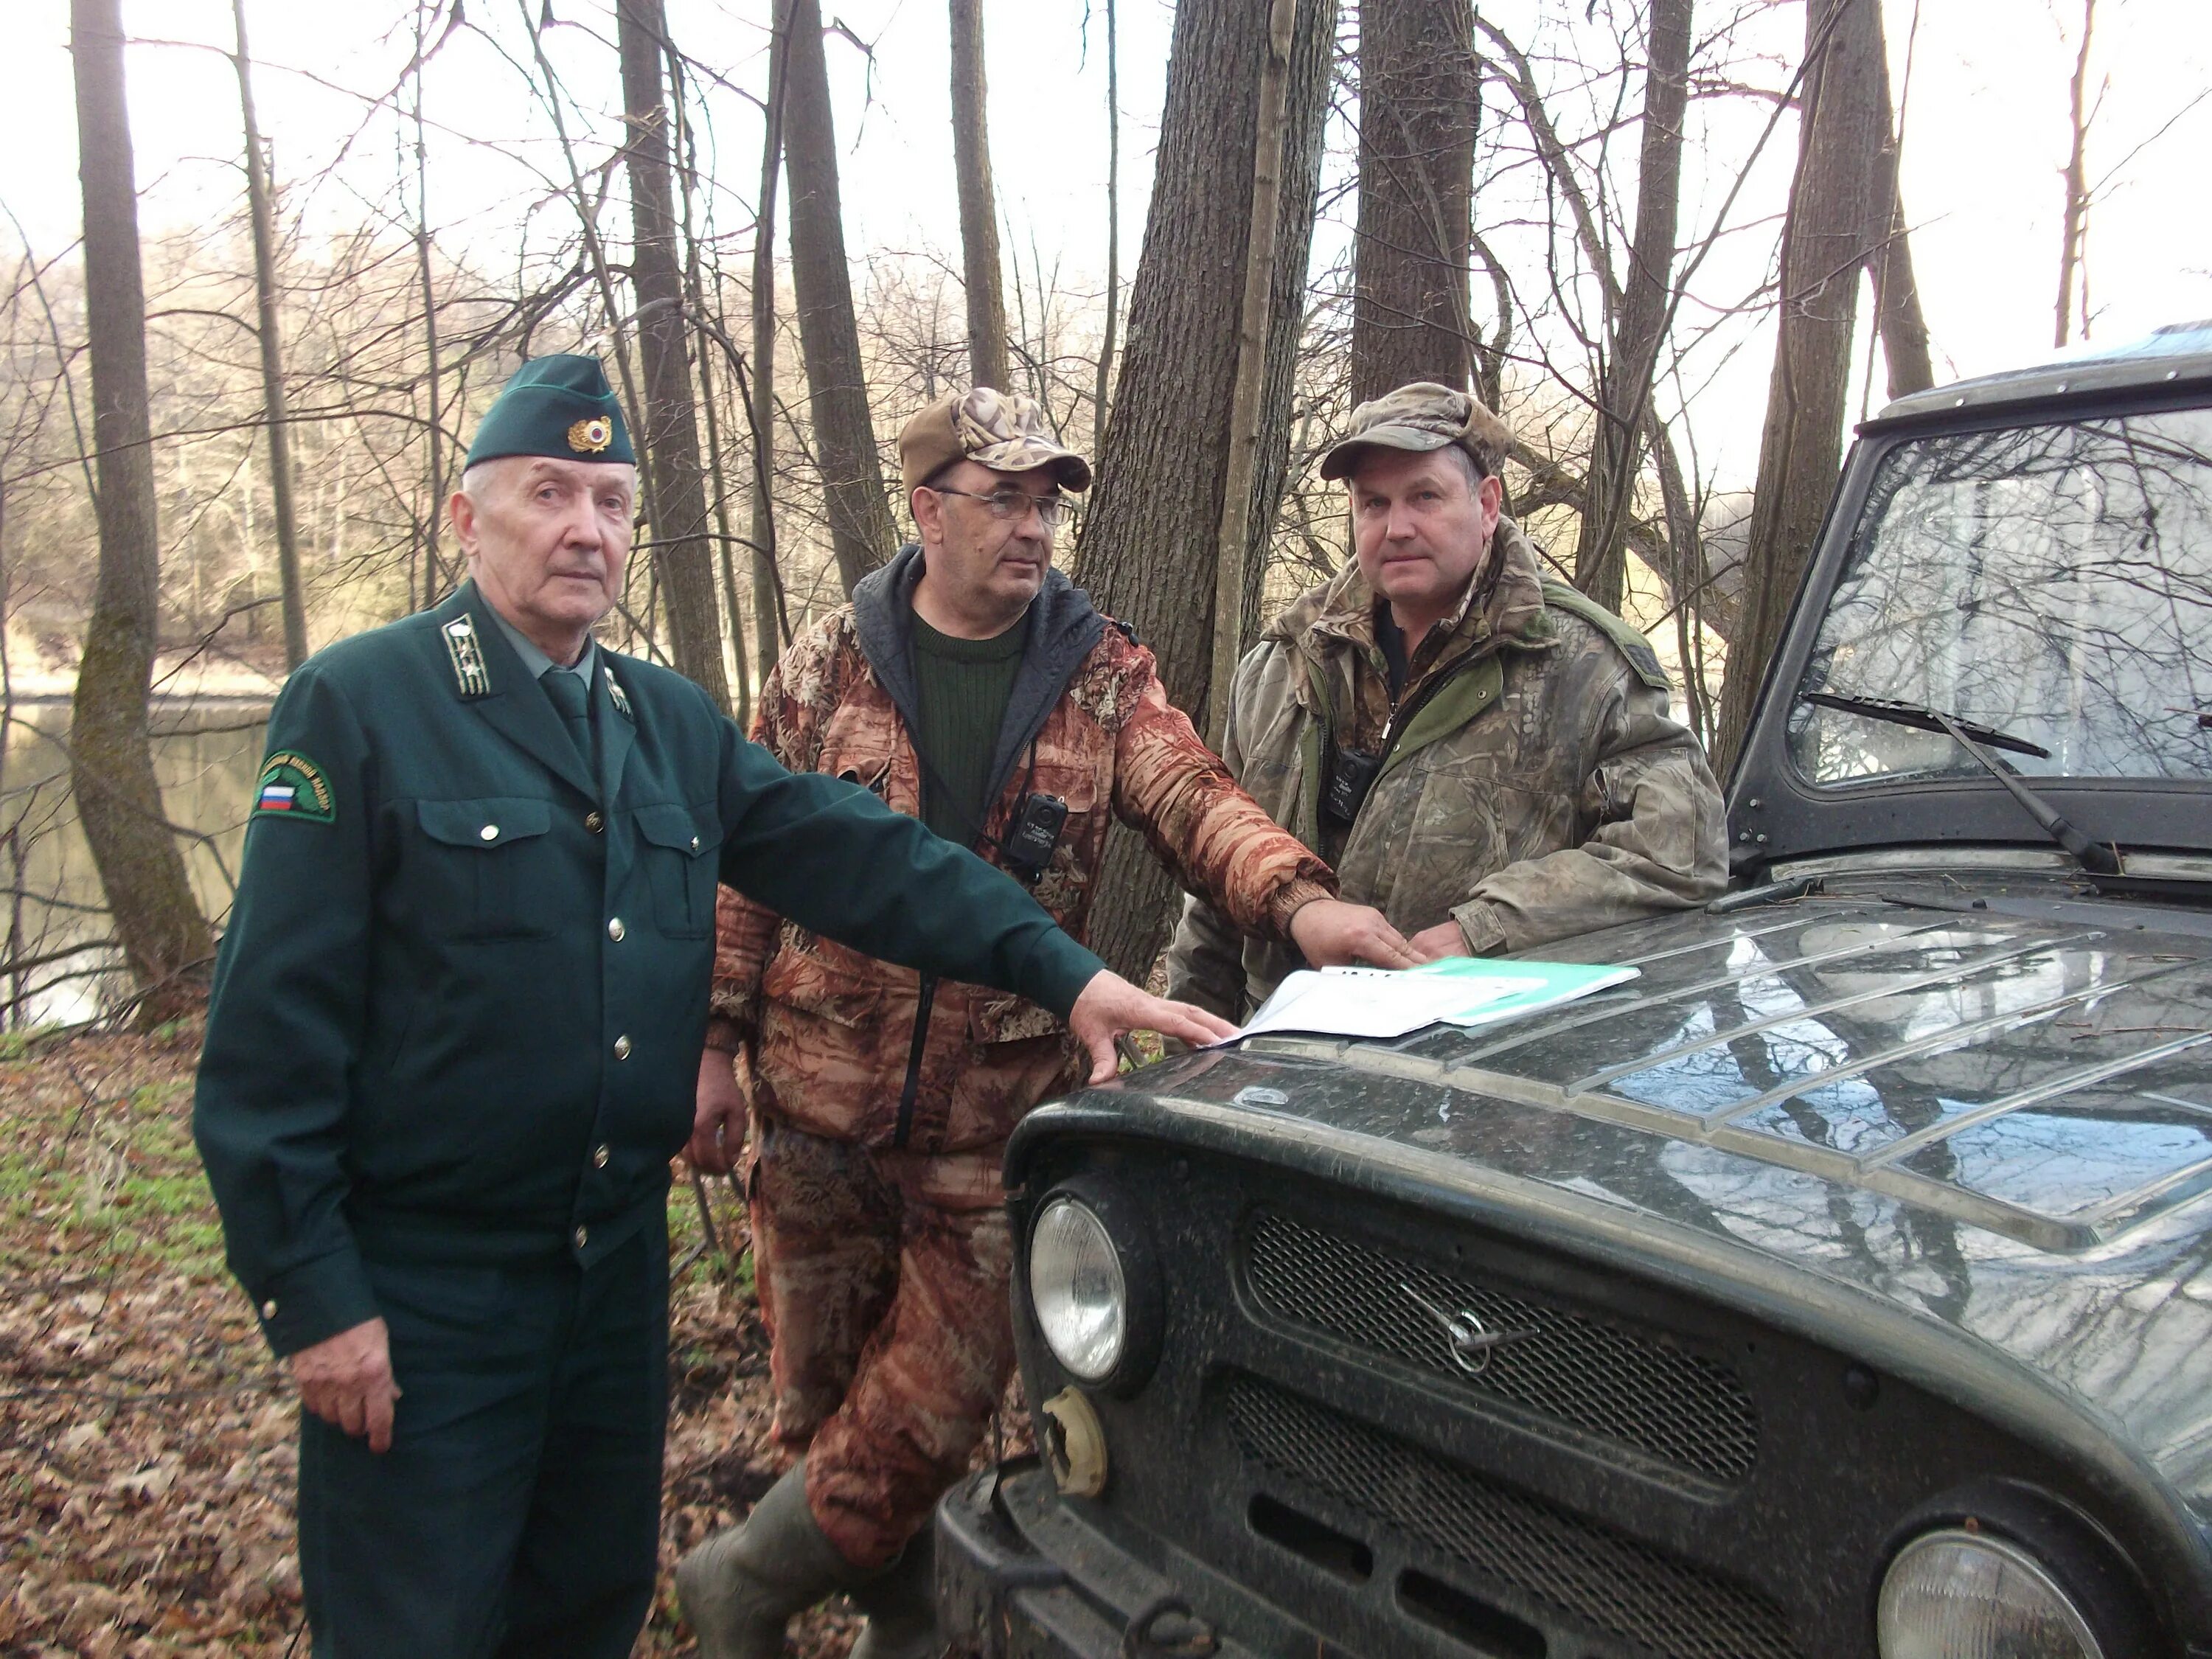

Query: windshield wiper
[1801,692,2050,757]
[1801,691,2123,875]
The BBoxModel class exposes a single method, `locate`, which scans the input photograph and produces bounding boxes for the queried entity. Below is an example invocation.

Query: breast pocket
[1015,753,1104,915]
[413,798,555,940]
[634,801,722,937]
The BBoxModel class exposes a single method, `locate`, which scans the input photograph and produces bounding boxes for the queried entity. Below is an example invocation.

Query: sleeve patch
[254,751,335,823]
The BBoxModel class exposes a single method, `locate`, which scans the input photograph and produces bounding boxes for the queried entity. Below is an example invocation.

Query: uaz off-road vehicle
[937,325,2212,1659]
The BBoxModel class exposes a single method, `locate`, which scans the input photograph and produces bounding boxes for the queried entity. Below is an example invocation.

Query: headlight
[1877,1528,2104,1659]
[1028,1194,1127,1382]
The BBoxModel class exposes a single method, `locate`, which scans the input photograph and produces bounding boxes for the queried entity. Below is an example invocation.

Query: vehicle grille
[1245,1210,1760,1484]
[1223,1374,1799,1659]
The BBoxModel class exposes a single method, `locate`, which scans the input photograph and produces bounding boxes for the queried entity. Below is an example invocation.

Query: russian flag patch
[251,751,335,824]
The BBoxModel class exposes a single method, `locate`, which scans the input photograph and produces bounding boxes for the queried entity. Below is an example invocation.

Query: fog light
[1029,1194,1127,1382]
[1877,1528,2104,1658]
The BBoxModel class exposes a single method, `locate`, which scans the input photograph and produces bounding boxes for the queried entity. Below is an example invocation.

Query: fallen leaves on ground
[0,1023,861,1658]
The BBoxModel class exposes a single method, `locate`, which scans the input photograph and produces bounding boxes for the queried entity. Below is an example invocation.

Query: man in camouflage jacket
[1168,381,1728,1020]
[678,388,1413,1659]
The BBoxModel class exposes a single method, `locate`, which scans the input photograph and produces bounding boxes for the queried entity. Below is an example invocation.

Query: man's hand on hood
[1289,897,1420,970]
[1068,970,1238,1082]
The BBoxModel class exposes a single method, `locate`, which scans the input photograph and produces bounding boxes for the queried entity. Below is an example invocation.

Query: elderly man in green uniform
[192,355,1230,1659]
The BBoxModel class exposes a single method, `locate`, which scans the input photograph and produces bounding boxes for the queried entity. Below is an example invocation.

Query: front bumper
[939,1459,1310,1659]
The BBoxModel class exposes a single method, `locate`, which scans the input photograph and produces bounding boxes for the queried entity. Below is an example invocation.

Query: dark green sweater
[911,611,1026,844]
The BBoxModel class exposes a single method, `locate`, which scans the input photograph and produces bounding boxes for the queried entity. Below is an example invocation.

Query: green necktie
[540,665,597,779]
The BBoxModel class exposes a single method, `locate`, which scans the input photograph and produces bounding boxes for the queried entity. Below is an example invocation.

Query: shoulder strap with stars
[442,616,492,698]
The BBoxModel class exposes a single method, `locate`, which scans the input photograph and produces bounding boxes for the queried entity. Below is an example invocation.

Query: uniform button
[261,1298,278,1319]
[585,810,605,833]
[592,1144,610,1169]
[479,824,498,841]
[613,1034,632,1060]
[574,1225,589,1249]
[607,917,625,942]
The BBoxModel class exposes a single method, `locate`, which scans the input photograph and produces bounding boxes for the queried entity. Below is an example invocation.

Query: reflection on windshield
[1789,410,2212,785]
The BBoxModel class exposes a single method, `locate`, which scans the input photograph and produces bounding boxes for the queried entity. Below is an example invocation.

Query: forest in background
[4,0,2200,1023]
[5,1,2210,1649]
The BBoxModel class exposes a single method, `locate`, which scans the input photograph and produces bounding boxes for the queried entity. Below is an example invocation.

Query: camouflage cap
[1317,381,1513,482]
[899,386,1093,498]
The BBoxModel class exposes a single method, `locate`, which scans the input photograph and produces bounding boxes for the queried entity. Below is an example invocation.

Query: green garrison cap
[465,353,636,468]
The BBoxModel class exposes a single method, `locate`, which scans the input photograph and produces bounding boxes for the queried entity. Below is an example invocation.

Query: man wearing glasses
[679,386,1415,1658]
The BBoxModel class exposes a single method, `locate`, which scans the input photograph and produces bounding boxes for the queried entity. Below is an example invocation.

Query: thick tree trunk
[1866,3,1933,400]
[948,0,1009,392]
[784,0,897,596]
[231,0,306,669]
[1351,0,1478,402]
[69,0,214,1016]
[1714,0,1886,771]
[750,0,793,686]
[1572,0,1691,613]
[618,0,731,710]
[1071,0,1339,984]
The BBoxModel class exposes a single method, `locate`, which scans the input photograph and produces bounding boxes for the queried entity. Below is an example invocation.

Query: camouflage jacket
[713,546,1334,1153]
[1165,519,1728,1019]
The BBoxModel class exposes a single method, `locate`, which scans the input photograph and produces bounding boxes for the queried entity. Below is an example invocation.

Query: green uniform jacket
[194,584,1103,1358]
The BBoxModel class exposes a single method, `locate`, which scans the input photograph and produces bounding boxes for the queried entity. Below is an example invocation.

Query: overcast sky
[12,0,2212,487]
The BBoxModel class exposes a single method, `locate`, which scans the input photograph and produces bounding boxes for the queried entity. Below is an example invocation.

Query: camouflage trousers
[748,1112,1015,1571]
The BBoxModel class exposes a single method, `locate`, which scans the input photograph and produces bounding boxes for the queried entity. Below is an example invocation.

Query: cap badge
[567,417,613,454]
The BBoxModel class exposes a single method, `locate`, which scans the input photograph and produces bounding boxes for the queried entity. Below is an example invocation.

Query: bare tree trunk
[231,0,306,669]
[1572,0,1691,613]
[412,4,449,607]
[1865,0,1933,399]
[1092,0,1121,437]
[1072,0,1339,984]
[698,316,750,727]
[1869,194,1932,400]
[949,0,1009,391]
[2055,0,2096,347]
[751,0,793,686]
[1207,0,1295,751]
[69,0,213,1016]
[784,0,897,596]
[1714,0,1886,771]
[1351,0,1478,401]
[619,0,731,709]
[667,47,752,728]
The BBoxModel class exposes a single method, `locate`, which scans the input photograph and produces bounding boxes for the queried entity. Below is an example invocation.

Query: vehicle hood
[1037,884,2212,1514]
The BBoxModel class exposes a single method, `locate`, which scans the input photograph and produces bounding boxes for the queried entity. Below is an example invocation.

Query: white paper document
[1233,956,1641,1043]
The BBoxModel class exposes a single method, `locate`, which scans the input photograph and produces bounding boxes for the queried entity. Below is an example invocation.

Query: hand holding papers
[1232,955,1639,1043]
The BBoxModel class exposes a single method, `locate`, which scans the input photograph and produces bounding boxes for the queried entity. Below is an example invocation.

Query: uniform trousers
[748,1113,1013,1570]
[296,1225,668,1658]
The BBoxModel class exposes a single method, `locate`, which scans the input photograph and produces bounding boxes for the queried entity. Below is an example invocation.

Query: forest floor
[0,1021,863,1658]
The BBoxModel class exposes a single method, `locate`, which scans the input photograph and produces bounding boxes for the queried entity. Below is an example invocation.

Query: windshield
[1789,408,2212,787]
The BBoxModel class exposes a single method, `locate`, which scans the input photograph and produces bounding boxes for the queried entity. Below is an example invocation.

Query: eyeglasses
[928,487,1074,529]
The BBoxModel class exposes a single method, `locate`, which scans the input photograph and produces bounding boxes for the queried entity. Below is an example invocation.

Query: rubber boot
[676,1461,864,1659]
[849,1526,939,1659]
